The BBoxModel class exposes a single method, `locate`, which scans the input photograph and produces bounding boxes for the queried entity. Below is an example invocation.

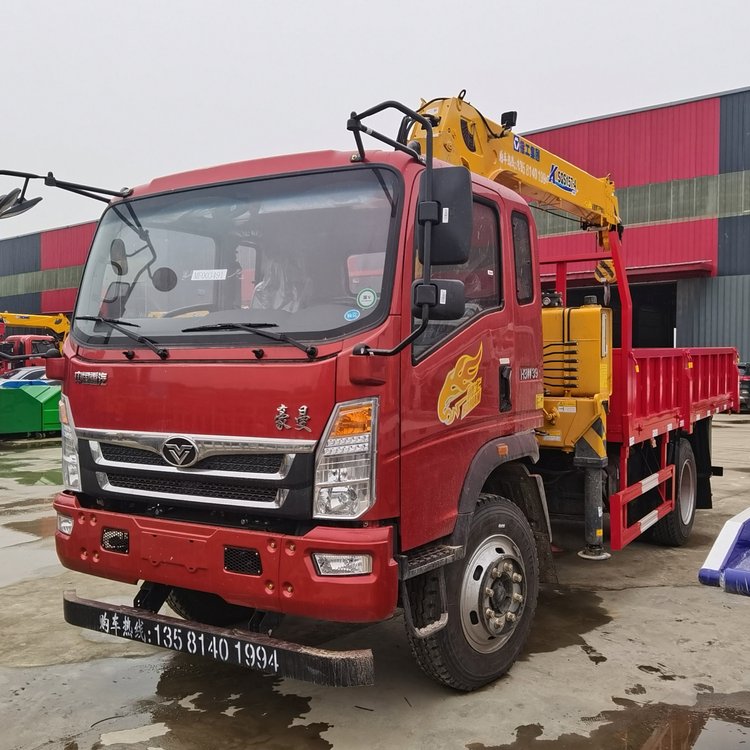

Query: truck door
[508,208,543,418]
[399,193,515,550]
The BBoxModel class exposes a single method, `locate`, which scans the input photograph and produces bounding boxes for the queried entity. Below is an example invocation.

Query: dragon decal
[437,342,484,426]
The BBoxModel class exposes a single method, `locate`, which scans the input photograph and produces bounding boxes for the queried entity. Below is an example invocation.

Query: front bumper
[54,492,398,622]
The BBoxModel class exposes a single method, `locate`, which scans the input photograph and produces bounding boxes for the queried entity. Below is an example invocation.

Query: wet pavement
[1,419,749,750]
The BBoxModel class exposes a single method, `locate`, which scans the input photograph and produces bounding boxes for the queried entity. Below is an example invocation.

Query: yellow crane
[0,312,70,339]
[406,91,622,242]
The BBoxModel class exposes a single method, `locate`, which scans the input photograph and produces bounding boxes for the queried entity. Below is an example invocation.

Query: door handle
[499,364,512,412]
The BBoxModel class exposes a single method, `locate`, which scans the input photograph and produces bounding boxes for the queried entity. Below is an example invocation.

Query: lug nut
[485,608,494,619]
[490,567,500,579]
[512,573,523,583]
[503,562,514,573]
[512,593,524,603]
[506,612,517,623]
[493,616,506,627]
[485,587,494,597]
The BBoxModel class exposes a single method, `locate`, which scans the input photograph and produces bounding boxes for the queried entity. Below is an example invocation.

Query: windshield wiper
[182,322,318,359]
[76,316,169,360]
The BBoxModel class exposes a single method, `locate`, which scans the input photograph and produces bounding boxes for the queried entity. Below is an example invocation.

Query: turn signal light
[330,403,372,437]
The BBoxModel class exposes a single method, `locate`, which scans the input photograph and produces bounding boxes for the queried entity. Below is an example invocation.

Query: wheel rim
[460,534,527,653]
[679,455,697,525]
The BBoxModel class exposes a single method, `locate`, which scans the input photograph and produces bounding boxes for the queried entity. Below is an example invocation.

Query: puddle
[466,692,750,749]
[4,653,333,750]
[135,655,333,749]
[5,515,57,539]
[523,587,612,658]
[0,467,63,486]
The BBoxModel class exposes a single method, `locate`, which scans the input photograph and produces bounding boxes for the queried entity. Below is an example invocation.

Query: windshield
[74,167,401,349]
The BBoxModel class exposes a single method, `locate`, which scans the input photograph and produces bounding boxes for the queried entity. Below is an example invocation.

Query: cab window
[512,211,534,304]
[413,200,501,358]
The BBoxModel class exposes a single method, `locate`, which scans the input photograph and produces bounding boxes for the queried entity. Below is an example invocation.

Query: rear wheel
[167,587,257,627]
[650,438,697,546]
[406,495,539,691]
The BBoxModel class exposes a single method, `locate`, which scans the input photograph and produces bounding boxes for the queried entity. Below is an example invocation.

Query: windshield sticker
[356,288,377,309]
[437,343,483,426]
[344,309,361,322]
[191,269,227,281]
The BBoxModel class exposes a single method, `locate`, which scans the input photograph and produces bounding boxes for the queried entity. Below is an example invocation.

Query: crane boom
[407,94,622,236]
[0,312,70,337]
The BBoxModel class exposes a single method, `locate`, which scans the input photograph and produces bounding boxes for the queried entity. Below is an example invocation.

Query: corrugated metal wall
[40,222,96,270]
[41,287,78,313]
[539,218,718,277]
[528,97,720,187]
[0,292,41,314]
[0,233,41,275]
[718,215,750,276]
[720,89,750,173]
[677,275,750,360]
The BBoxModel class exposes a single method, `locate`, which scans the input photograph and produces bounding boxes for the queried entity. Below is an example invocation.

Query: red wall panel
[40,222,96,271]
[41,287,78,314]
[540,219,718,279]
[528,98,720,187]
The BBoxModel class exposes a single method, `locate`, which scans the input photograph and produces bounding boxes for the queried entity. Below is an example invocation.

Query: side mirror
[418,166,472,267]
[411,279,465,321]
[110,238,128,276]
[46,353,65,381]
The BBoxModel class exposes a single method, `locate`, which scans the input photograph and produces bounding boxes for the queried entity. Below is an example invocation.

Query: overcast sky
[1,0,748,239]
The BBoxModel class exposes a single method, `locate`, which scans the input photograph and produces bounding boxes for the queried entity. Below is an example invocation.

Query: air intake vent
[224,546,262,576]
[101,528,129,554]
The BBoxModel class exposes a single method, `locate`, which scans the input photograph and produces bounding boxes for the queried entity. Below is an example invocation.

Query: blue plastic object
[699,508,750,596]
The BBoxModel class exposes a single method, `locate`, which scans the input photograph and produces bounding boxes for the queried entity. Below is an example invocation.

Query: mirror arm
[353,305,430,358]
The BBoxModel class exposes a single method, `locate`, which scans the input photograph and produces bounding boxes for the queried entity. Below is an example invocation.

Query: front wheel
[405,495,539,691]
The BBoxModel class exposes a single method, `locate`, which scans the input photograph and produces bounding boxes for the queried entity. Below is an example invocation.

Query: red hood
[66,354,336,440]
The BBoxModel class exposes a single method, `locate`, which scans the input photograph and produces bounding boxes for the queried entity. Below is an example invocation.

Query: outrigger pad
[699,508,750,596]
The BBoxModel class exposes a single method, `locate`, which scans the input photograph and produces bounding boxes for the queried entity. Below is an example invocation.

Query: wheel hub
[460,534,527,653]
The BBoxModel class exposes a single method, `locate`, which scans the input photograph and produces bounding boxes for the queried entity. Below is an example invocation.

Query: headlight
[59,395,81,491]
[313,398,378,519]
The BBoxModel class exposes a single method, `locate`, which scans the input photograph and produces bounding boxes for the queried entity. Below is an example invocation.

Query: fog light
[57,514,74,535]
[313,553,372,576]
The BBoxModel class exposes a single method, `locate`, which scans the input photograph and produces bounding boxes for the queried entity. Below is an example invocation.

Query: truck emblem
[275,404,291,431]
[437,343,483,426]
[75,371,108,385]
[161,436,199,467]
[295,405,311,432]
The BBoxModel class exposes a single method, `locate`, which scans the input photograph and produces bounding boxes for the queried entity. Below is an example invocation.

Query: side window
[413,200,501,358]
[512,211,534,304]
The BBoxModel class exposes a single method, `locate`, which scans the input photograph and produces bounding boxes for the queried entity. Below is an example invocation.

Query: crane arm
[0,312,70,337]
[407,95,622,235]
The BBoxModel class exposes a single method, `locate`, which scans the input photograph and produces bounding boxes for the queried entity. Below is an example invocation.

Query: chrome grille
[105,474,279,504]
[80,428,314,509]
[99,443,284,473]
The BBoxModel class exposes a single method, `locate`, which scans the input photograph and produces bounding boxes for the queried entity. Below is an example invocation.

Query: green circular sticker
[356,288,377,309]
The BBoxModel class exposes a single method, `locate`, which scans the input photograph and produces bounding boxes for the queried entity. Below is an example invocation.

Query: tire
[167,587,257,627]
[405,495,539,691]
[650,438,697,546]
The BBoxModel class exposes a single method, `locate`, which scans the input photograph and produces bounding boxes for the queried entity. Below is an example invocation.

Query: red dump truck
[3,96,736,690]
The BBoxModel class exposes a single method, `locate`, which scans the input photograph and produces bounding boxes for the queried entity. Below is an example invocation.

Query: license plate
[63,590,374,687]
